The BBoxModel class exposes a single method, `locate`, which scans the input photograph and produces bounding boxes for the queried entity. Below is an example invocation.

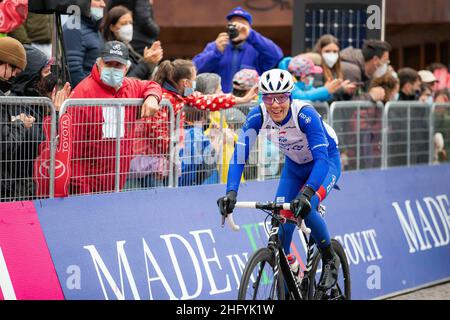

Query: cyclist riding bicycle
[218,68,342,292]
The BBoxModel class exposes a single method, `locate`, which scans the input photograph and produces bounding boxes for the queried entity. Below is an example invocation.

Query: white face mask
[373,62,388,78]
[90,7,104,21]
[322,52,339,68]
[118,24,133,44]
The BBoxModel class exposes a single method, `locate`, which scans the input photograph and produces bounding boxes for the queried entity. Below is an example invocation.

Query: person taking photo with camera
[193,6,283,94]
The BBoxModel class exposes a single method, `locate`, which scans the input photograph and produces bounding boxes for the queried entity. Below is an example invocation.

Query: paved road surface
[387,282,450,300]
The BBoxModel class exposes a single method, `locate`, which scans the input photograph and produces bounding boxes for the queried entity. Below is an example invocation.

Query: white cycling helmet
[258,69,294,94]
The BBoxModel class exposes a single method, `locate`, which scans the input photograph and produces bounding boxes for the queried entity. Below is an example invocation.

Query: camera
[227,23,240,40]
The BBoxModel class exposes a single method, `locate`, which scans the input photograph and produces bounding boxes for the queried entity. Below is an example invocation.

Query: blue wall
[35,164,450,300]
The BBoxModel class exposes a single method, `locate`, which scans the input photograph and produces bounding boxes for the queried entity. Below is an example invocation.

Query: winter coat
[0,45,51,201]
[340,46,370,89]
[107,0,160,55]
[63,15,104,87]
[9,12,53,44]
[66,63,162,194]
[0,89,36,201]
[193,30,283,93]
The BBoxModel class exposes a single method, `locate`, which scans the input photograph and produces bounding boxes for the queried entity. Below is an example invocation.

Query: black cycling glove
[290,186,316,219]
[217,191,237,216]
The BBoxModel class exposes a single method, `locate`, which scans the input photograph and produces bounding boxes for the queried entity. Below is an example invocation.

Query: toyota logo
[39,160,66,179]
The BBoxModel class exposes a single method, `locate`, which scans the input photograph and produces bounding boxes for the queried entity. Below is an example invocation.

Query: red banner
[34,113,72,198]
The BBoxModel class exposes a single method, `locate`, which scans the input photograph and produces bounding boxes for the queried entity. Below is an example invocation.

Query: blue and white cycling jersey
[226,99,340,194]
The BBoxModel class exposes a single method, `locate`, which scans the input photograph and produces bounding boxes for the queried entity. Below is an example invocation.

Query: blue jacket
[278,57,331,102]
[179,127,219,186]
[193,30,283,93]
[63,15,104,88]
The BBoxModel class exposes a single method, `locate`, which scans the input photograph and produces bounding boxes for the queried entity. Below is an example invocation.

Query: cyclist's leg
[303,155,341,250]
[305,155,342,292]
[275,157,308,254]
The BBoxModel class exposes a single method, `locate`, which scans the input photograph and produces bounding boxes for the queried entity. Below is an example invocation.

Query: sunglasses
[262,93,291,105]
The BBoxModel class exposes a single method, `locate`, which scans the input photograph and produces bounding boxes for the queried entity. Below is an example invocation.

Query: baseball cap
[226,7,253,25]
[418,70,438,83]
[288,55,323,78]
[233,69,259,91]
[101,41,129,65]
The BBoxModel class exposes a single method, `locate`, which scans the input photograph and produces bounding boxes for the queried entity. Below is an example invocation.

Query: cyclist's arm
[226,107,263,193]
[299,106,330,192]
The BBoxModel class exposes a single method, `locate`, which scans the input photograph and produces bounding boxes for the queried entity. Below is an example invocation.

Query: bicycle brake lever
[221,214,226,228]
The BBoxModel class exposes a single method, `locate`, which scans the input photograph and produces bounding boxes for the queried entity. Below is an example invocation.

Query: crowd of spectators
[1,1,450,201]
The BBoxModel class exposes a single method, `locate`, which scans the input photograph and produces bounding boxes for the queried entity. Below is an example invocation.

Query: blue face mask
[90,7,104,21]
[183,80,196,97]
[100,67,125,88]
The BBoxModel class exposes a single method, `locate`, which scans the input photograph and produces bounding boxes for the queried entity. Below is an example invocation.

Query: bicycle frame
[264,209,314,300]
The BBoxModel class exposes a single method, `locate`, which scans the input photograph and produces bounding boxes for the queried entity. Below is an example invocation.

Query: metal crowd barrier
[59,98,175,196]
[330,101,383,171]
[382,101,431,168]
[2,96,449,203]
[0,96,57,202]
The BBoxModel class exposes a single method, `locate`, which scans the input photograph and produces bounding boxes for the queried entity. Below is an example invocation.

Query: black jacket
[0,90,36,201]
[1,46,50,201]
[107,0,160,55]
[126,44,155,80]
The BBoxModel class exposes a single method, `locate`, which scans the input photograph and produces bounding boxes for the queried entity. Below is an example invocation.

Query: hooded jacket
[0,45,50,201]
[66,63,162,195]
[0,88,33,201]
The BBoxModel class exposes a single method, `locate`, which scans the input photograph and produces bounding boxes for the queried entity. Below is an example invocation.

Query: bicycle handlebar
[224,201,312,235]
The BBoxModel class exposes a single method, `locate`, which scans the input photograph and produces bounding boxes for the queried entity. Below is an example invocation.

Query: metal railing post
[169,102,176,188]
[429,103,436,165]
[114,104,122,193]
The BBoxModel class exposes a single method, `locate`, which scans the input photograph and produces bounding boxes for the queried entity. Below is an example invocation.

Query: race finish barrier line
[1,164,447,300]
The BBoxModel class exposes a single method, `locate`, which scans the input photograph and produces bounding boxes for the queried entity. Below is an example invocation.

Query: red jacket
[67,64,162,194]
[133,86,236,157]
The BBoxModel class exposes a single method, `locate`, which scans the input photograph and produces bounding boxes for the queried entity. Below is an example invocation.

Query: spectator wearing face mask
[340,39,392,102]
[313,34,357,101]
[102,5,163,80]
[278,55,342,102]
[66,41,162,195]
[63,0,106,87]
[0,36,30,201]
[397,68,422,101]
[107,0,160,56]
[193,6,283,93]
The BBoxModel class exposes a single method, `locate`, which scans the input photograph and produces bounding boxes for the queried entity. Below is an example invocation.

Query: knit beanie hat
[0,36,27,70]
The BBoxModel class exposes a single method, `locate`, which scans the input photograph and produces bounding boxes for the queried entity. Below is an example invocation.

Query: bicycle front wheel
[238,248,285,300]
